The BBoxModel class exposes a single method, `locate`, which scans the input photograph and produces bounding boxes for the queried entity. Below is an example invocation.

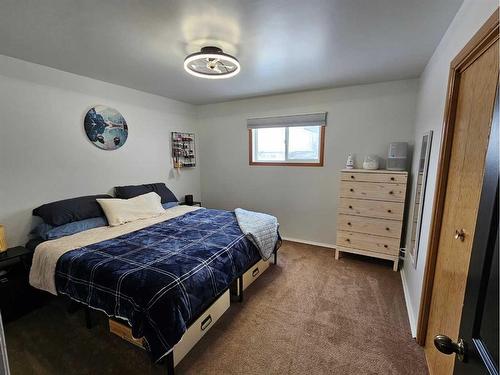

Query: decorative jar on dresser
[335,169,408,271]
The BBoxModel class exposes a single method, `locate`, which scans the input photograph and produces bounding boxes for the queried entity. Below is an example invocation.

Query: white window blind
[247,112,327,129]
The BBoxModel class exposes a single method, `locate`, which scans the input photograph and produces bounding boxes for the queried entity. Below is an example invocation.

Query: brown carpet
[5,241,427,374]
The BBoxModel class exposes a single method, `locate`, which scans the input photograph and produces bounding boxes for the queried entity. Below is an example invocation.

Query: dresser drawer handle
[349,205,353,209]
[384,245,388,248]
[385,227,390,231]
[347,222,352,226]
[388,191,394,195]
[350,175,355,179]
[252,267,260,277]
[345,238,351,242]
[390,177,395,181]
[387,209,392,213]
[350,188,354,192]
[201,315,213,331]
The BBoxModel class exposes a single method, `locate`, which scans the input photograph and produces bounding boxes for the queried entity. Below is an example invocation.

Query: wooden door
[423,23,499,375]
[453,93,498,374]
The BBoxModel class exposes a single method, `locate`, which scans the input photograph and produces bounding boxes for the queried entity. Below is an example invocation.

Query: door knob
[434,335,467,362]
[455,229,466,241]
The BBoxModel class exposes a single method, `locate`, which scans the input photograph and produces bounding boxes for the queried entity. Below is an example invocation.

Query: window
[247,113,327,166]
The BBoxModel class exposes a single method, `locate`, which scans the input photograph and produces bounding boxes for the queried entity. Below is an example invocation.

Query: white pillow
[96,192,165,227]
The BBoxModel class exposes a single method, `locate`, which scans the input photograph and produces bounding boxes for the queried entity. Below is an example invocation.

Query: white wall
[401,0,498,336]
[0,55,200,247]
[196,80,418,246]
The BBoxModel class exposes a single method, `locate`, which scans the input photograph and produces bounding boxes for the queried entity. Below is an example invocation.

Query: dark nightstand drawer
[0,250,46,323]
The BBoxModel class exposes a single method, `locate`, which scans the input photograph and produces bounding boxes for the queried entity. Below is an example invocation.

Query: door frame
[416,8,500,346]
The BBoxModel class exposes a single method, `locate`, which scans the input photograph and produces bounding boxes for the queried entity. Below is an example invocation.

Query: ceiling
[0,0,463,104]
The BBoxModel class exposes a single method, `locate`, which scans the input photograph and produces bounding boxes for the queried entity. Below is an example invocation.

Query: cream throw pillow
[97,192,165,226]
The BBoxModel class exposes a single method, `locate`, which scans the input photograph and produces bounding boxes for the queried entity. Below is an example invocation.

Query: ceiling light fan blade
[219,61,235,73]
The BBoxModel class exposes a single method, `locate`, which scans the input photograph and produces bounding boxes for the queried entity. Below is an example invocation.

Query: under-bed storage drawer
[173,289,230,366]
[109,289,230,367]
[109,319,145,348]
[242,258,270,291]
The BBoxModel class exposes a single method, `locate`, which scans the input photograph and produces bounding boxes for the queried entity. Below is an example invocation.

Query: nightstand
[0,246,46,323]
[179,201,202,207]
[0,246,32,266]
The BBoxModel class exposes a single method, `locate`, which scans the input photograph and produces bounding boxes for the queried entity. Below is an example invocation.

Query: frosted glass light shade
[0,225,7,252]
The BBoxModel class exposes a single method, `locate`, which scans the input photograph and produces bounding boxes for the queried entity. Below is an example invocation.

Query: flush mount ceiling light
[184,46,240,79]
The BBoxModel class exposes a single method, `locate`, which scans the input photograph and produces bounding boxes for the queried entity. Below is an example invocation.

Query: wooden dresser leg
[335,250,340,260]
[393,260,399,272]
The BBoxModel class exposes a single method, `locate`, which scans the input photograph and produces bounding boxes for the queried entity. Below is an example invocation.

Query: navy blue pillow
[33,194,112,226]
[115,183,177,204]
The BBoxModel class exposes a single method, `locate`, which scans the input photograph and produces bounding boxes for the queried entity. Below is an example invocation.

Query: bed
[29,199,280,374]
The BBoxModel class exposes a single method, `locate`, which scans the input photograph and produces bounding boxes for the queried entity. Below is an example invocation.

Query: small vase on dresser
[335,169,408,271]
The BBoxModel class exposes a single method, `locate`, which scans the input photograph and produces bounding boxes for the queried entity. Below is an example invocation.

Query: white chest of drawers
[335,169,408,271]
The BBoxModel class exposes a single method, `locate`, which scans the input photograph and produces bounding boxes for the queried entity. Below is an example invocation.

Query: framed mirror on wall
[409,130,433,268]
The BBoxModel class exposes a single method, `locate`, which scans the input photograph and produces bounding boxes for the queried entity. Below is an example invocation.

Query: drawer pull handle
[384,245,388,248]
[350,188,354,192]
[390,177,395,181]
[387,209,392,213]
[349,205,353,209]
[252,268,260,277]
[385,227,390,231]
[347,222,352,226]
[389,191,394,195]
[201,315,213,331]
[345,238,351,242]
[350,175,355,179]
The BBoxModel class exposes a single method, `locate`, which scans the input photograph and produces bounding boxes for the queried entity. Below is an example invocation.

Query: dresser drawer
[341,171,407,184]
[337,214,402,238]
[336,231,400,256]
[338,198,404,220]
[340,181,406,202]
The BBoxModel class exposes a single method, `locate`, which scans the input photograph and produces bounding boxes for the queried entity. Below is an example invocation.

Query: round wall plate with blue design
[84,105,128,150]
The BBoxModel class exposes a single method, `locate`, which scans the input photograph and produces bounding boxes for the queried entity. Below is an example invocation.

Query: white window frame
[249,125,325,166]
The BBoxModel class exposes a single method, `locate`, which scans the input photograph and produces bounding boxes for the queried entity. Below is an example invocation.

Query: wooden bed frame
[76,249,279,375]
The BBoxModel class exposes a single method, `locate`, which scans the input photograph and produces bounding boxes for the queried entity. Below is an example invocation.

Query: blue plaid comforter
[55,209,270,362]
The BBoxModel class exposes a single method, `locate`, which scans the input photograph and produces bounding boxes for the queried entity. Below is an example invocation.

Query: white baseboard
[282,236,336,250]
[400,267,417,337]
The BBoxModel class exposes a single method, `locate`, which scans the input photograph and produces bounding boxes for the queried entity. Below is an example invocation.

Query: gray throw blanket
[235,208,279,260]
